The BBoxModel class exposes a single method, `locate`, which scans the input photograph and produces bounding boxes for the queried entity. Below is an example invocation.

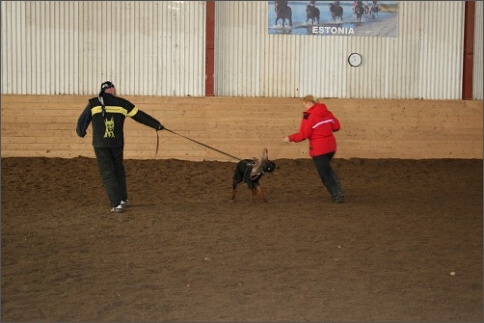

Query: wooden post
[205,1,215,96]
[462,1,475,100]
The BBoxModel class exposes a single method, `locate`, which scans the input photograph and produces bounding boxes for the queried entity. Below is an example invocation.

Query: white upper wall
[1,1,482,99]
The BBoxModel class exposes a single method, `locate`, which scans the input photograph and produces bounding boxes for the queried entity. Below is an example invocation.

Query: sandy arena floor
[1,157,482,322]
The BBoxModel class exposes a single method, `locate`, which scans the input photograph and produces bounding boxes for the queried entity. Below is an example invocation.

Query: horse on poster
[274,1,293,27]
[329,2,343,22]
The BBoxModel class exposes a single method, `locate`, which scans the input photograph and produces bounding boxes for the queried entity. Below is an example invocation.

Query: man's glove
[157,123,165,131]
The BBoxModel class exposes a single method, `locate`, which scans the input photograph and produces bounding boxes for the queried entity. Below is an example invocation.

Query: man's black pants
[94,147,128,207]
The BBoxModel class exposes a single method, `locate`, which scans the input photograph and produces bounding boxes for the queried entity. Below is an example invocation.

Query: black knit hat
[100,81,115,91]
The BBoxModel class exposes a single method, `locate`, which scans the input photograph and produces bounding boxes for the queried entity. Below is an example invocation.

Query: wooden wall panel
[1,95,482,160]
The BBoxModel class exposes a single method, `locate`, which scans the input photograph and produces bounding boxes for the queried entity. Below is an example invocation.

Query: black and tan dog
[231,148,276,203]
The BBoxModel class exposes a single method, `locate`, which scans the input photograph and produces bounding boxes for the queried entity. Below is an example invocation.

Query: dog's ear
[261,147,268,162]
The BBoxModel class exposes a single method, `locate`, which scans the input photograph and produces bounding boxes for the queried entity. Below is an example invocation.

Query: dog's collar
[251,172,263,180]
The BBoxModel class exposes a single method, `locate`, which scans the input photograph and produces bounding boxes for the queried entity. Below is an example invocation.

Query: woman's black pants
[312,152,344,200]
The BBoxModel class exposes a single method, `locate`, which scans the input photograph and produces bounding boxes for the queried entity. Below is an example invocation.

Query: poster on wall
[268,1,399,37]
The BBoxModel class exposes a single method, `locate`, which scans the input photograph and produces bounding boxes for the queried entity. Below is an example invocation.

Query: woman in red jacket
[284,95,344,203]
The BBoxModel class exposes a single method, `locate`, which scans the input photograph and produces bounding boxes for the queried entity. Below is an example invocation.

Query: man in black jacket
[76,81,165,213]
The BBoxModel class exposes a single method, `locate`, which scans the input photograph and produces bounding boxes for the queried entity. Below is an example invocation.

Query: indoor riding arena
[1,2,483,322]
